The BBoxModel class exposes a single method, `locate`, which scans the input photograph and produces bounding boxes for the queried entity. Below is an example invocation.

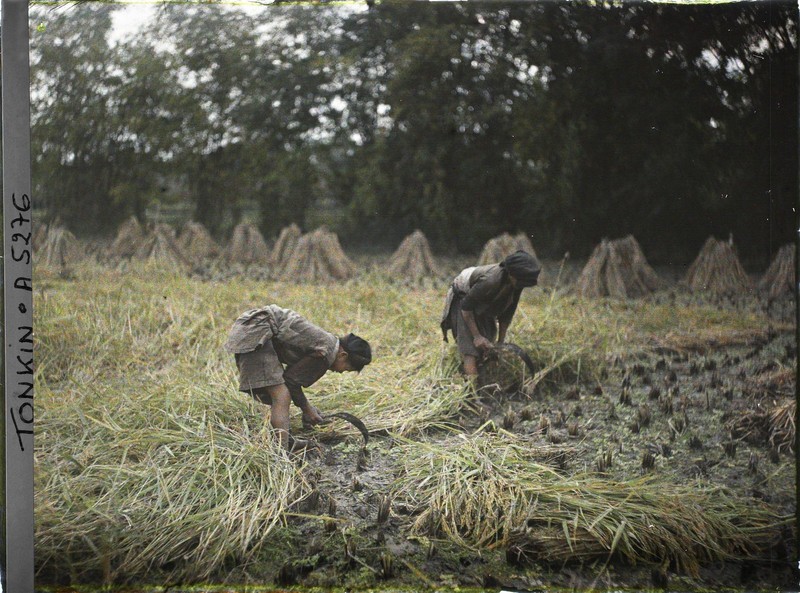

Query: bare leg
[463,354,479,380]
[266,383,292,449]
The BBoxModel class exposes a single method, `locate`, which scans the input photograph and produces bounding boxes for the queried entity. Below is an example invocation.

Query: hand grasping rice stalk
[441,250,542,381]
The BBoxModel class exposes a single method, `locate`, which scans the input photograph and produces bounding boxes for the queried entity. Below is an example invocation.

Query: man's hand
[289,436,319,452]
[473,335,493,352]
[302,405,330,427]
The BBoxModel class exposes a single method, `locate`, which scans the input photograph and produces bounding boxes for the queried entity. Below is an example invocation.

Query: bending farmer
[224,304,371,449]
[440,250,540,379]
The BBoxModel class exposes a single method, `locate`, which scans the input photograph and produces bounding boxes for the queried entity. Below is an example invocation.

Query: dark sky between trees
[29,0,798,264]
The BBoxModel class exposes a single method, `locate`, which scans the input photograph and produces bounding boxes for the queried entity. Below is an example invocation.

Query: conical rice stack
[387,230,440,281]
[134,223,190,270]
[758,244,795,299]
[684,237,753,295]
[178,221,221,262]
[33,221,49,251]
[271,223,302,271]
[684,237,718,283]
[38,225,83,269]
[281,227,356,282]
[575,235,662,299]
[478,232,538,266]
[478,233,515,265]
[223,222,271,266]
[511,232,537,257]
[110,216,145,259]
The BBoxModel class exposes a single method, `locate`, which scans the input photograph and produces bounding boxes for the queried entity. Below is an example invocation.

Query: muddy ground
[226,293,797,593]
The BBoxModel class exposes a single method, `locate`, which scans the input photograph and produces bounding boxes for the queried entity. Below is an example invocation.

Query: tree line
[29,1,797,263]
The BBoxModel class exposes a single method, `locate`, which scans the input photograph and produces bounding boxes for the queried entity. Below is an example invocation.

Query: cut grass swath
[391,433,788,576]
[35,384,311,584]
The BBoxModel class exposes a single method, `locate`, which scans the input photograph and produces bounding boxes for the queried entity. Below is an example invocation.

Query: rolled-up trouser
[235,343,330,406]
[235,341,285,403]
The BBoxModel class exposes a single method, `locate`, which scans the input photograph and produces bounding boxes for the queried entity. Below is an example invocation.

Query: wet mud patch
[273,309,795,592]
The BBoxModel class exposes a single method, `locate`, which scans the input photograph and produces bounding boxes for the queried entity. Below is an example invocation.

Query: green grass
[34,261,788,584]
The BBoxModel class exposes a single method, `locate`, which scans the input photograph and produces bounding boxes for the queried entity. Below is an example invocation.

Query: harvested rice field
[34,256,796,591]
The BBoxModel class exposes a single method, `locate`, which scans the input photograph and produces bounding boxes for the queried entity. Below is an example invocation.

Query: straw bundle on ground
[223,222,271,266]
[134,223,190,270]
[393,434,785,576]
[38,225,82,268]
[386,229,441,281]
[271,223,302,271]
[478,232,537,265]
[178,221,221,262]
[281,227,357,282]
[110,216,145,260]
[575,235,662,298]
[768,399,795,454]
[758,244,795,299]
[684,237,753,295]
[478,347,531,393]
[729,398,795,454]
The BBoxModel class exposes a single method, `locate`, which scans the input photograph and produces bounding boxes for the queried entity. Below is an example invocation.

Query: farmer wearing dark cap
[224,304,371,450]
[440,250,540,379]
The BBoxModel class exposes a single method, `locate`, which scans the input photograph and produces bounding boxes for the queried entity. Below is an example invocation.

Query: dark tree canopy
[29,1,797,264]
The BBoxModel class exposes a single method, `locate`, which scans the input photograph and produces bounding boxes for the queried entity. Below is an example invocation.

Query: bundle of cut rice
[387,229,441,281]
[178,221,221,262]
[271,223,302,272]
[39,225,83,269]
[110,216,145,260]
[134,223,190,270]
[393,433,785,576]
[280,227,357,282]
[575,235,662,298]
[684,237,753,295]
[758,244,795,299]
[223,222,271,266]
[478,232,537,266]
[33,221,49,251]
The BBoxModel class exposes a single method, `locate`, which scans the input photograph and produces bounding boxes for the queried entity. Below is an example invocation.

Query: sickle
[324,411,370,446]
[488,342,537,375]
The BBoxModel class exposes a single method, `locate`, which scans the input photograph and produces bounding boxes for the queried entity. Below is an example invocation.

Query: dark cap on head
[340,333,372,371]
[501,250,541,287]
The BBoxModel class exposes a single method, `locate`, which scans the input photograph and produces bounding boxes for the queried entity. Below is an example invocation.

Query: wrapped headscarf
[500,250,541,287]
[340,333,372,371]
